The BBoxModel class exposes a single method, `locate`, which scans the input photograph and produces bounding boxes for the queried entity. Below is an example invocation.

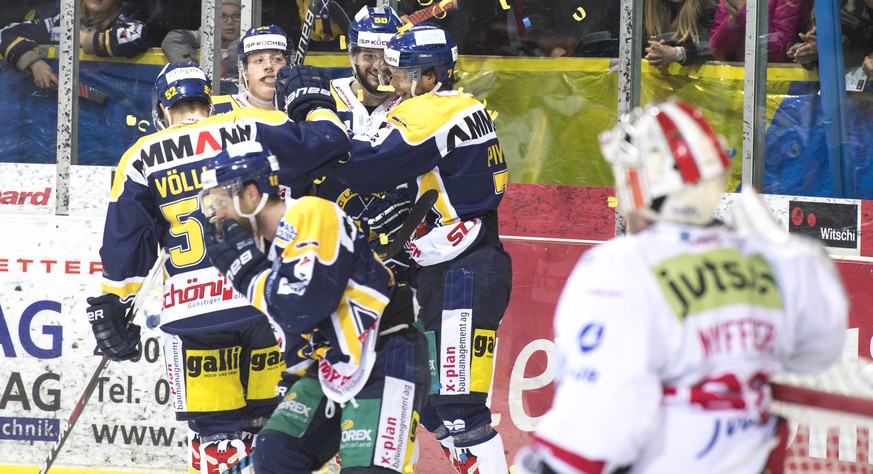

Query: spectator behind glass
[645,0,717,66]
[710,0,808,62]
[161,0,241,63]
[521,0,621,57]
[787,0,873,74]
[0,0,149,89]
[161,0,241,85]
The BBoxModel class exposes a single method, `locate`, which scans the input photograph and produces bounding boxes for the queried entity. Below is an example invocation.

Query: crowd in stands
[1,0,872,85]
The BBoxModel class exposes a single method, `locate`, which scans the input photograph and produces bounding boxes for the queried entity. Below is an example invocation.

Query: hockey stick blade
[38,249,168,474]
[398,0,457,33]
[327,1,351,36]
[78,83,109,106]
[380,189,438,259]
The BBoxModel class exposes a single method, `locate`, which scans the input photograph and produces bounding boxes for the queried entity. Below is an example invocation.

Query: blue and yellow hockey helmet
[382,24,458,94]
[200,141,280,219]
[151,62,211,130]
[348,6,403,51]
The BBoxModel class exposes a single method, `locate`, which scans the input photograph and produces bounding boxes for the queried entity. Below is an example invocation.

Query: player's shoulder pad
[282,196,345,232]
[229,106,290,125]
[386,92,487,145]
[212,94,242,114]
[292,195,343,216]
[279,196,345,263]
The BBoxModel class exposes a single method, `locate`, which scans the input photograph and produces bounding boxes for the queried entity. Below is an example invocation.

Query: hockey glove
[367,185,412,245]
[373,240,413,274]
[204,218,271,295]
[274,65,336,122]
[86,294,141,362]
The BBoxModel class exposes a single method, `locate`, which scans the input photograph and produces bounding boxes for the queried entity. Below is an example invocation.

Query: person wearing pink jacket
[710,0,808,62]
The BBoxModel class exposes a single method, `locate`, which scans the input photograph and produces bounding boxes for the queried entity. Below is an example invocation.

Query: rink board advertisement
[0,216,186,473]
[3,178,873,472]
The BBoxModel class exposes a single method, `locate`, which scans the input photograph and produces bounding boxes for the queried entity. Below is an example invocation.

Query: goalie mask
[598,100,731,226]
[381,24,458,97]
[151,62,212,130]
[200,141,280,222]
[348,6,403,96]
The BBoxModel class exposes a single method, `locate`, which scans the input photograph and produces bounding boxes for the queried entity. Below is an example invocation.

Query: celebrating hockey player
[330,24,513,474]
[314,6,408,272]
[212,24,293,112]
[515,101,849,474]
[199,141,430,473]
[85,62,348,474]
[332,6,404,133]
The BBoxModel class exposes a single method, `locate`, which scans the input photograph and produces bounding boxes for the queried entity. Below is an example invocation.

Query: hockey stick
[78,83,109,106]
[226,452,254,474]
[380,188,438,259]
[327,1,351,35]
[36,83,109,106]
[397,0,457,33]
[330,0,456,36]
[295,0,329,66]
[771,382,873,418]
[38,249,169,474]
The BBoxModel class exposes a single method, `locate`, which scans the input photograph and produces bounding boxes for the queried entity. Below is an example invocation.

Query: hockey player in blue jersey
[0,0,149,89]
[213,25,293,113]
[331,6,404,135]
[85,62,348,474]
[313,6,409,273]
[199,141,430,473]
[330,24,513,474]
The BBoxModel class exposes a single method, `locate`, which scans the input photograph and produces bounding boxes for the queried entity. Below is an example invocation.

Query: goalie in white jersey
[515,101,849,474]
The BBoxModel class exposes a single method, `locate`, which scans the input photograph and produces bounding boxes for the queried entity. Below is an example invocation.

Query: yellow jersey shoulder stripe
[307,109,347,132]
[331,85,351,112]
[279,197,343,265]
[212,94,242,111]
[386,92,483,144]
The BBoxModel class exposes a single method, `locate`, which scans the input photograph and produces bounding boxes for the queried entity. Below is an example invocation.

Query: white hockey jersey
[331,76,402,137]
[532,221,848,474]
[312,76,403,236]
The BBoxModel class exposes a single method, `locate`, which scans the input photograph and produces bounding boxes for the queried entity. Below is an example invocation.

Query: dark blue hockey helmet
[237,25,293,67]
[151,62,212,130]
[237,25,293,93]
[348,7,403,95]
[199,141,280,219]
[382,24,458,95]
[348,7,403,51]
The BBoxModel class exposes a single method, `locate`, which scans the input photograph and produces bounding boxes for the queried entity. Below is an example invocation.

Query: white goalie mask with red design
[599,100,731,225]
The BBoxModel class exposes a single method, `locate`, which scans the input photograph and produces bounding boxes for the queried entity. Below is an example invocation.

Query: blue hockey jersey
[100,107,348,334]
[332,90,508,265]
[244,196,394,402]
